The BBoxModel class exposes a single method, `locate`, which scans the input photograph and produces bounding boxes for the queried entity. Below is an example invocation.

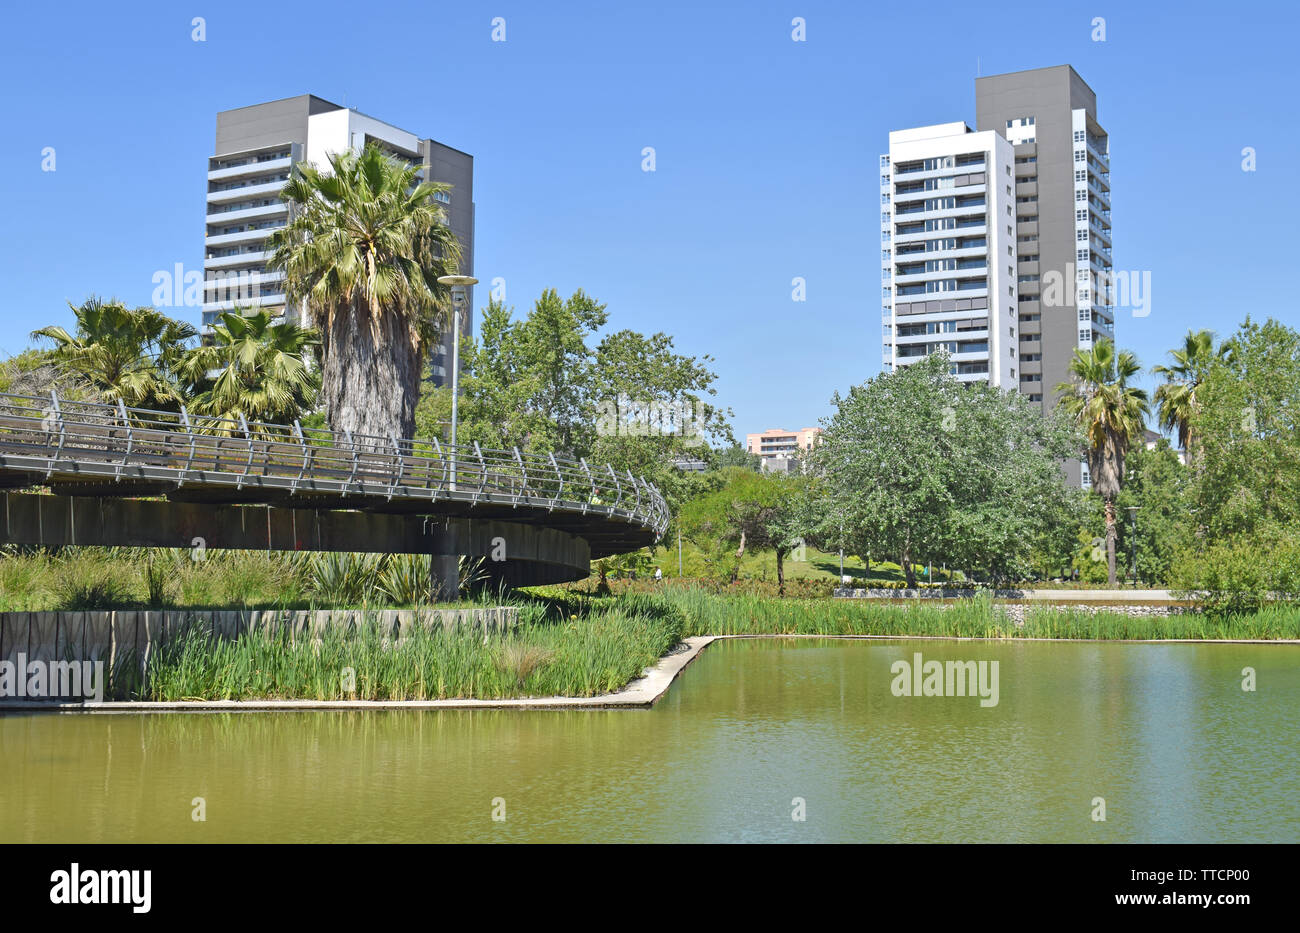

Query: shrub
[1172,529,1300,614]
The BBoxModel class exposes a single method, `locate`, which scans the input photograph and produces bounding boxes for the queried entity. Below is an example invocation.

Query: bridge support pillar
[430,554,461,602]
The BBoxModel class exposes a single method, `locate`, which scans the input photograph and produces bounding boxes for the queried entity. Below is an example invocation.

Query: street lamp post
[1126,506,1139,588]
[436,275,478,493]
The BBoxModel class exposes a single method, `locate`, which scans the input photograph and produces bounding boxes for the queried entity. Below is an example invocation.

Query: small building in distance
[745,427,823,472]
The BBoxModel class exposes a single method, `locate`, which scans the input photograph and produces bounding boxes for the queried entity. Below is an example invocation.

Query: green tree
[178,309,319,425]
[1152,328,1219,467]
[269,145,462,440]
[1189,317,1300,540]
[1114,440,1191,585]
[32,297,195,408]
[679,469,807,592]
[1056,339,1150,585]
[446,290,732,515]
[812,353,1076,586]
[714,444,761,471]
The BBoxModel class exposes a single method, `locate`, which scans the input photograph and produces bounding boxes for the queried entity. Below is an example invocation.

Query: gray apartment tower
[881,65,1111,486]
[204,94,475,386]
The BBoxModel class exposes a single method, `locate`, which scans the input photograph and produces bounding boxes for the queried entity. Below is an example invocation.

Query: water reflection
[1,639,1296,842]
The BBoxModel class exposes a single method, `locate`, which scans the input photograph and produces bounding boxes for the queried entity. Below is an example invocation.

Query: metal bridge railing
[0,392,670,539]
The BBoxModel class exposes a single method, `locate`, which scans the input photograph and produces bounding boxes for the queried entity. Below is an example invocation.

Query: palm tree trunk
[1104,496,1118,586]
[323,298,423,439]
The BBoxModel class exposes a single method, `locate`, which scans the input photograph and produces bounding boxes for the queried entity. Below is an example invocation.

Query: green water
[2,638,1297,842]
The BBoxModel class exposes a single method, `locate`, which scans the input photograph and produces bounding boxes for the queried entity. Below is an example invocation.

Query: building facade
[880,122,1018,389]
[882,66,1111,486]
[204,94,475,385]
[975,65,1112,487]
[745,427,823,472]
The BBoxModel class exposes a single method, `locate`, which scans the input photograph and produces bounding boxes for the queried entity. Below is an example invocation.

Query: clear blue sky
[1,0,1296,439]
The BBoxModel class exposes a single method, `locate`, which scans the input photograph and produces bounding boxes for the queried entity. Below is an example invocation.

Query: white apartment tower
[880,122,1018,388]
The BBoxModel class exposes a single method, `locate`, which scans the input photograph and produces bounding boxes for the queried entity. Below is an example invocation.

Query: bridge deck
[0,393,668,560]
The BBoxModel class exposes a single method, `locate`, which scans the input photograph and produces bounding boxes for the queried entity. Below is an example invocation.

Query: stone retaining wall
[833,588,1190,604]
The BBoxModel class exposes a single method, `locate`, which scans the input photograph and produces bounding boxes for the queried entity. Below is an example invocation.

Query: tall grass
[0,546,503,612]
[145,600,686,701]
[637,585,1300,641]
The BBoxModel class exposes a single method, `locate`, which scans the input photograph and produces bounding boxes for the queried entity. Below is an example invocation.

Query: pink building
[745,427,823,471]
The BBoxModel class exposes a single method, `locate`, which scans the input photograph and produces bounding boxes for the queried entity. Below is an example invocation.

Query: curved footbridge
[0,393,669,593]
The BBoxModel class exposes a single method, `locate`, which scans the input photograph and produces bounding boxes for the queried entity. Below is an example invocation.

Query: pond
[1,638,1296,842]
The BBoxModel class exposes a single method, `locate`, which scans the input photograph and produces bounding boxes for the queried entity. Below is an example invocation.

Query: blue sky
[1,0,1296,439]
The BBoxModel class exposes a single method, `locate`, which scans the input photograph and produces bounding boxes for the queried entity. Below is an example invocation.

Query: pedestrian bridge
[0,392,669,588]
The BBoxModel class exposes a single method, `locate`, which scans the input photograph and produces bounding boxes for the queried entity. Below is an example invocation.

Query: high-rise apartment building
[204,95,474,385]
[880,122,1018,389]
[881,66,1110,486]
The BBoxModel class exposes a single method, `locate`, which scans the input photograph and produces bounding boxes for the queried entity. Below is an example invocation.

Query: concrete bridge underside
[0,492,591,591]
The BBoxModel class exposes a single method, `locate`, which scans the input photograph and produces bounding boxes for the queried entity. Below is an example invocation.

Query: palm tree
[178,309,319,427]
[268,145,463,440]
[1152,328,1218,466]
[1056,339,1150,585]
[32,298,195,408]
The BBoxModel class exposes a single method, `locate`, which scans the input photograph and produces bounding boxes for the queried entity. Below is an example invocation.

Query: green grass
[646,541,932,585]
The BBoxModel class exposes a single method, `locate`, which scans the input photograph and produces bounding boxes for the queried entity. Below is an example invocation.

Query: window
[1076,209,1088,221]
[882,193,891,205]
[1075,150,1086,162]
[1080,329,1091,342]
[1006,165,1011,176]
[1074,130,1086,142]
[1076,189,1087,201]
[1077,230,1089,242]
[1075,169,1087,182]
[1077,248,1090,262]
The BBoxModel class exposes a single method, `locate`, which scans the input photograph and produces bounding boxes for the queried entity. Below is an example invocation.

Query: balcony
[205,201,288,226]
[208,155,292,183]
[206,179,288,206]
[202,292,287,315]
[204,249,271,271]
